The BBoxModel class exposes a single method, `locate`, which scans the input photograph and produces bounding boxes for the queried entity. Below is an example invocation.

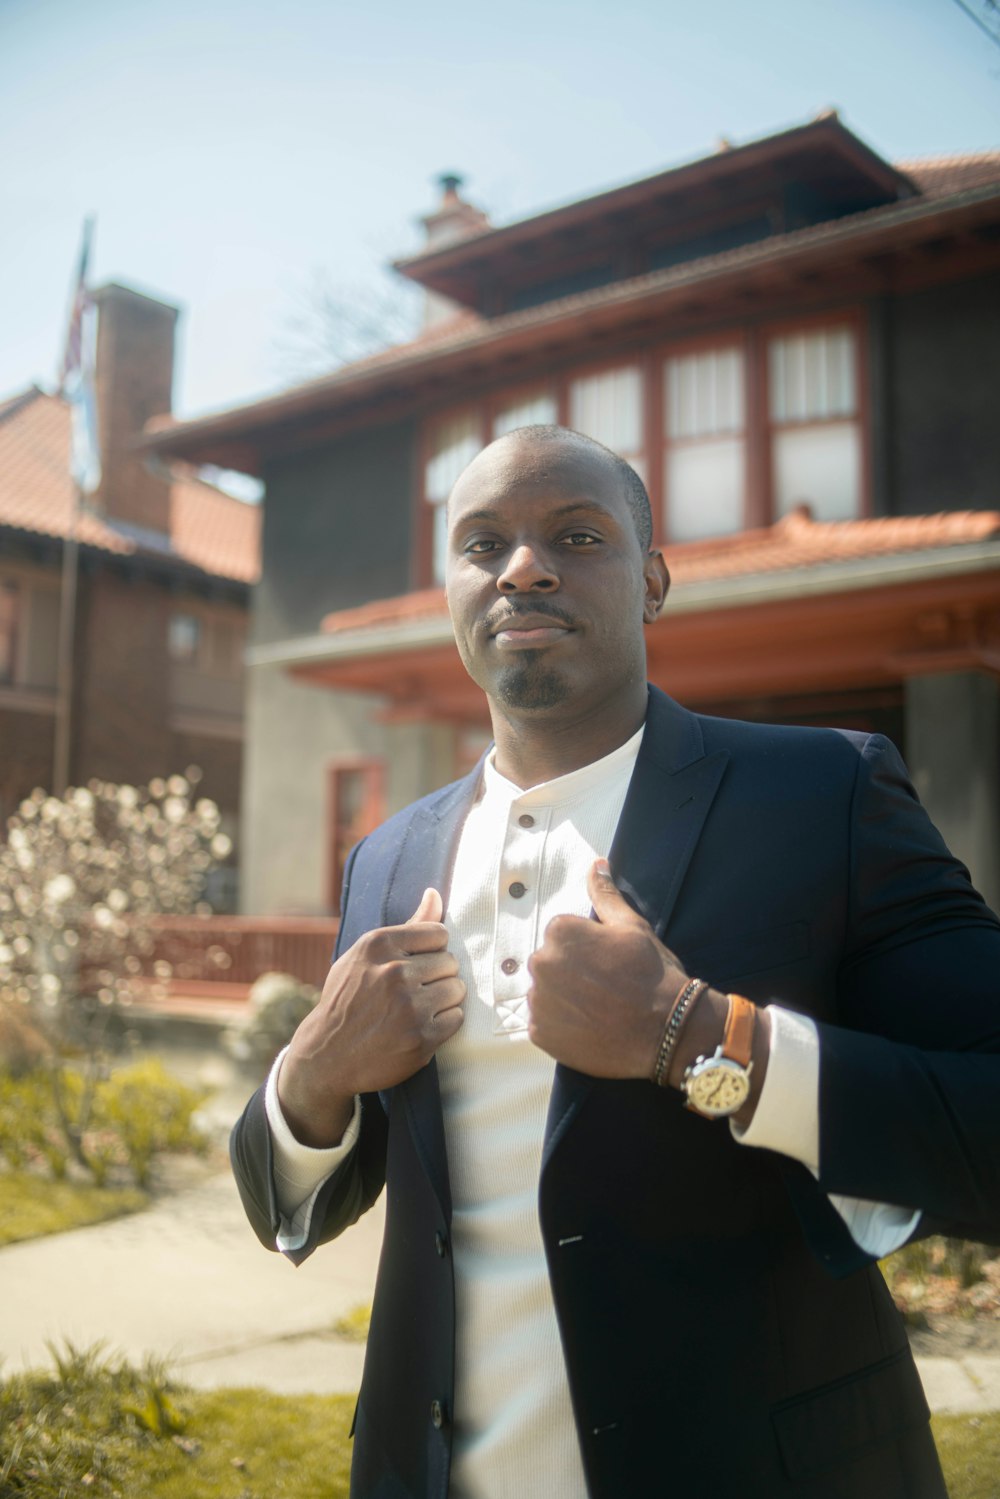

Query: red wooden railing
[133,914,340,1018]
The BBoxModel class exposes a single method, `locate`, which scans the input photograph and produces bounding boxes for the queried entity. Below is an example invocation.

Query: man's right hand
[276,888,465,1148]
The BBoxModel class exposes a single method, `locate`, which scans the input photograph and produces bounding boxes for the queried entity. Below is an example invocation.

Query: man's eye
[464,538,500,554]
[562,532,599,546]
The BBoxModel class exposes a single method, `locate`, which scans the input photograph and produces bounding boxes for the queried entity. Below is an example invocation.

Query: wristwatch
[682,993,755,1118]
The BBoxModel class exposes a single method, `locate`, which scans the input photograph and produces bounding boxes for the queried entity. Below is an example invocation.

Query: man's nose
[497,542,559,592]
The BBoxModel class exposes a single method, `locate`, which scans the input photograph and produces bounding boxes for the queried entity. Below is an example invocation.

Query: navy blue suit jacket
[232,687,1000,1498]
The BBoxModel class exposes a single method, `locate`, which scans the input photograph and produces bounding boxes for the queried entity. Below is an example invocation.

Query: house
[0,283,260,907]
[143,113,1000,918]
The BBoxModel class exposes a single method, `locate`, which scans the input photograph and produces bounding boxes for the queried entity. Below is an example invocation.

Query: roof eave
[393,115,915,290]
[142,184,1000,476]
[245,539,1000,673]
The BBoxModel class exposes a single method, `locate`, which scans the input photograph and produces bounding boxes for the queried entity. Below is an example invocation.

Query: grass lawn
[2,1340,998,1499]
[933,1412,1000,1499]
[0,1350,354,1499]
[138,1388,355,1498]
[0,1171,147,1247]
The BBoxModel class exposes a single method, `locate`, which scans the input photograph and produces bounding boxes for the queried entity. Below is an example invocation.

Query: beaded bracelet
[651,978,707,1088]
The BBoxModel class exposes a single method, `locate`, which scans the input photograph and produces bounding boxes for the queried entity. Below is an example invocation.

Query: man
[232,425,1000,1498]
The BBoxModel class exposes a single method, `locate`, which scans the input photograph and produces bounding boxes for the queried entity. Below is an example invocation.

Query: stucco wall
[241,663,392,915]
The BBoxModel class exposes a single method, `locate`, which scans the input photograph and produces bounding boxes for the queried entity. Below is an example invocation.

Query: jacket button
[431,1398,447,1429]
[435,1230,447,1257]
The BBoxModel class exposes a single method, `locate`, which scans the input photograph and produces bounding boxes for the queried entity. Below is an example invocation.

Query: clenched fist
[278,888,465,1147]
[526,859,695,1080]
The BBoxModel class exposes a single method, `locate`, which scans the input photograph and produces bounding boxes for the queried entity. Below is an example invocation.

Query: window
[663,346,745,542]
[168,612,245,675]
[768,325,861,522]
[492,390,558,437]
[0,582,17,684]
[327,761,385,908]
[0,577,59,690]
[208,618,244,675]
[416,315,865,576]
[424,411,483,584]
[569,365,645,478]
[168,613,201,664]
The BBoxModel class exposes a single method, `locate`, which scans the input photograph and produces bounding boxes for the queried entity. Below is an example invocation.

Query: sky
[2,0,998,432]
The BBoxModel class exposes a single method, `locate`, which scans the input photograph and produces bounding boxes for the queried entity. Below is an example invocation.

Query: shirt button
[500,957,519,975]
[518,813,535,828]
[508,881,527,899]
[431,1398,447,1429]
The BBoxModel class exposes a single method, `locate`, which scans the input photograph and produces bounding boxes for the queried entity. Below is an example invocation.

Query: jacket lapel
[383,763,485,1218]
[607,689,729,939]
[543,689,729,1169]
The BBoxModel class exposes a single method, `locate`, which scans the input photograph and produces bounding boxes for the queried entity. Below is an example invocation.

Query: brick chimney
[419,173,490,330]
[92,283,178,536]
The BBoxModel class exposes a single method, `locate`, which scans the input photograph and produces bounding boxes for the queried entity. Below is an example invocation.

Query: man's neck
[488,691,648,789]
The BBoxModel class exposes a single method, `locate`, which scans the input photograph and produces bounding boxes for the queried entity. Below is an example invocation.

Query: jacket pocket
[771,1347,929,1480]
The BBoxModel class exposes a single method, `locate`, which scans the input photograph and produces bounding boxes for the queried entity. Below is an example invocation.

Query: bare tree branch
[272,268,422,382]
[950,0,1000,52]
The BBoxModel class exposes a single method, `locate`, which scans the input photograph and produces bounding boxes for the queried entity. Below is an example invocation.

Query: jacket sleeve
[229,837,391,1263]
[812,733,1000,1237]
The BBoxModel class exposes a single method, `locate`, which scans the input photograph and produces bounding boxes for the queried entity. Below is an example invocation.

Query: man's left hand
[526,858,694,1079]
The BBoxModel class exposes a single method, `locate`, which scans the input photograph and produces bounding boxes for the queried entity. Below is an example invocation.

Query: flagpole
[53,217,97,797]
[53,486,81,796]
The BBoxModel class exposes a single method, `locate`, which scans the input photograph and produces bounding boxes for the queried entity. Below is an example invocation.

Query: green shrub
[0,1058,208,1191]
[92,1059,208,1188]
[223,970,318,1074]
[0,1343,188,1497]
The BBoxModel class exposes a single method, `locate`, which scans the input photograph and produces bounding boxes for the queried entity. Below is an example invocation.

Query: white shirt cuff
[264,1045,361,1252]
[730,1004,820,1170]
[731,1006,920,1258]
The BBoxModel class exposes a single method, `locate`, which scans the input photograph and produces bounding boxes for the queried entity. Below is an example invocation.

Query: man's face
[445,435,667,722]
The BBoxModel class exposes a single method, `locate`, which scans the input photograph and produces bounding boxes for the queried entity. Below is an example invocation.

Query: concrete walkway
[0,1159,384,1395]
[1,1043,997,1413]
[3,1163,998,1413]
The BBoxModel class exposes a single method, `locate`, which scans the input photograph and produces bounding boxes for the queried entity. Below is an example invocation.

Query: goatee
[494,657,569,710]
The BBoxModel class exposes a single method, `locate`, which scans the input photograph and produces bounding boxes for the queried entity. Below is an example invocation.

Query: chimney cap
[437,172,465,199]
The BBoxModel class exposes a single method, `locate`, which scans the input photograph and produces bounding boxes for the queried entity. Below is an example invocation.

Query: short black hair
[484,424,654,553]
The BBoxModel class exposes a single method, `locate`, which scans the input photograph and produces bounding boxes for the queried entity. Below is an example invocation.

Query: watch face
[685,1059,751,1118]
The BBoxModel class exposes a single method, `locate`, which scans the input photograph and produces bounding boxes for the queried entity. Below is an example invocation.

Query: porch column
[904,670,1000,916]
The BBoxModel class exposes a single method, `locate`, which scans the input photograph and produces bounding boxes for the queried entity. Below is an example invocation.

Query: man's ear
[642,550,670,622]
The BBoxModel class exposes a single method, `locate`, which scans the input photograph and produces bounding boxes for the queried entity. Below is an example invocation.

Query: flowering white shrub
[223,970,318,1072]
[0,772,228,1042]
[0,772,230,1174]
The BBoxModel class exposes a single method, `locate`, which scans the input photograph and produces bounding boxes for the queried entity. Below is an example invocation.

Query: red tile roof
[663,504,1000,581]
[0,387,260,583]
[145,158,1000,475]
[320,507,1000,635]
[899,151,1000,198]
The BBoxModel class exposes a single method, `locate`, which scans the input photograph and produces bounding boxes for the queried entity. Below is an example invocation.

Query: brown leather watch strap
[723,993,755,1067]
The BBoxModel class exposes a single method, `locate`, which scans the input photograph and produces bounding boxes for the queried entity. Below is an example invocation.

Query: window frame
[758,309,870,524]
[0,579,19,686]
[168,605,247,678]
[325,758,386,911]
[659,330,751,544]
[417,405,487,588]
[413,308,870,579]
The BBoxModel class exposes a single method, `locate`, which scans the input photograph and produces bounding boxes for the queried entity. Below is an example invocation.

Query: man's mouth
[487,608,576,648]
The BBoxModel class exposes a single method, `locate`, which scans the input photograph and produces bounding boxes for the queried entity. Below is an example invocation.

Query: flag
[58,218,101,496]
